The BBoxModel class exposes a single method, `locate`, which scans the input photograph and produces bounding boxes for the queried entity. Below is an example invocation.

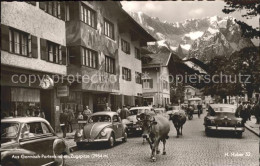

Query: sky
[121,1,259,29]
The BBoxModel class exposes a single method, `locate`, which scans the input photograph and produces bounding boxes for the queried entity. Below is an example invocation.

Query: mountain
[129,12,255,62]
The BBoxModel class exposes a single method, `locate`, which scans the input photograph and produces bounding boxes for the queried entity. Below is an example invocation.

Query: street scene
[1,1,260,166]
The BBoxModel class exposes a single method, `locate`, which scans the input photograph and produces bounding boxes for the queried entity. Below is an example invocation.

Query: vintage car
[204,104,244,137]
[188,97,202,114]
[1,117,69,166]
[74,112,127,148]
[126,106,154,134]
[154,108,170,120]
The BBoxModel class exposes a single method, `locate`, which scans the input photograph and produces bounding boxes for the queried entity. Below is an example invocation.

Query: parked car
[75,112,127,148]
[204,104,244,137]
[1,117,69,166]
[154,108,169,120]
[126,107,154,135]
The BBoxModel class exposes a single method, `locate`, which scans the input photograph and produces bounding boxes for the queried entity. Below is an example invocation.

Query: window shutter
[60,2,65,21]
[61,46,67,65]
[1,24,10,52]
[68,46,80,65]
[150,79,153,88]
[40,38,47,60]
[39,2,46,11]
[31,35,38,58]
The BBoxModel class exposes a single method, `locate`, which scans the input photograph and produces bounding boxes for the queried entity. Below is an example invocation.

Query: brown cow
[169,110,186,137]
[137,113,170,162]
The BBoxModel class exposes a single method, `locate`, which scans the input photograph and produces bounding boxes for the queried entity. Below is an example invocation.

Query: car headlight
[77,130,83,137]
[100,131,107,137]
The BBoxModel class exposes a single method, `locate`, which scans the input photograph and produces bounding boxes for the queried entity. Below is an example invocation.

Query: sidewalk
[245,116,259,136]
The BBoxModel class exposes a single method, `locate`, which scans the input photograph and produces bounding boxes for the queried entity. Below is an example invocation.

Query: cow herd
[136,110,187,162]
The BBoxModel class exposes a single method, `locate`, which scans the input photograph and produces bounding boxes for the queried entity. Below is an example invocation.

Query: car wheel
[122,131,127,142]
[236,132,243,138]
[54,155,65,166]
[205,128,211,136]
[76,142,85,149]
[107,134,115,148]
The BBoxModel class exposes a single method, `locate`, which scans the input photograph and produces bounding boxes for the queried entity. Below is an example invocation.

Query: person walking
[104,103,111,112]
[67,106,75,133]
[120,105,129,120]
[116,106,121,115]
[197,102,202,118]
[83,106,92,121]
[77,111,84,129]
[59,110,68,138]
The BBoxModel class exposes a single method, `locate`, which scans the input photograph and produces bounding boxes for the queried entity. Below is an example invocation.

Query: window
[47,42,60,64]
[105,56,115,74]
[81,3,96,28]
[81,47,98,69]
[143,79,153,89]
[41,123,52,134]
[135,72,142,84]
[104,19,114,39]
[135,48,141,59]
[163,80,168,90]
[9,29,29,56]
[121,39,130,54]
[122,67,131,81]
[46,2,61,18]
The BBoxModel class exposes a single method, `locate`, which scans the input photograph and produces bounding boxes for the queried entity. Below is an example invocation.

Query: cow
[137,113,170,162]
[169,110,186,137]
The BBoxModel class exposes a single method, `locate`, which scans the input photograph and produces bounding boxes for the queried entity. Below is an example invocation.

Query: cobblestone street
[65,112,259,166]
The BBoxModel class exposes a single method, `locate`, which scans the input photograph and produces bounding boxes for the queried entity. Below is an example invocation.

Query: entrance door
[40,90,52,125]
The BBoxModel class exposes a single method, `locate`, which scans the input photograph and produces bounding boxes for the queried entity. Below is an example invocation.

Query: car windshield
[214,112,235,118]
[1,123,19,142]
[88,115,111,123]
[130,109,138,115]
[137,109,153,114]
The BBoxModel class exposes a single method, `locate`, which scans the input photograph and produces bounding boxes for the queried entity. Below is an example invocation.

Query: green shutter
[31,35,38,58]
[1,24,10,52]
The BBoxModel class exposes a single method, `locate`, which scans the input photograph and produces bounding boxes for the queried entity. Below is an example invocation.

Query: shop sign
[57,86,69,97]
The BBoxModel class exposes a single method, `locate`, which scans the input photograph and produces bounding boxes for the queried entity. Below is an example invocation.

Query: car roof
[210,104,237,108]
[1,117,50,124]
[154,108,165,110]
[91,111,118,116]
[129,106,152,110]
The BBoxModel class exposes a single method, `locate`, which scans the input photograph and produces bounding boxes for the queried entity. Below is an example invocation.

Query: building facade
[142,52,173,107]
[1,2,67,131]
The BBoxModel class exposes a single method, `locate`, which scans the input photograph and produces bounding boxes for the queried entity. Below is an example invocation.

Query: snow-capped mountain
[129,12,254,62]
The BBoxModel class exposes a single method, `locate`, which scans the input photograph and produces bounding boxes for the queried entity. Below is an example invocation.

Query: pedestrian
[120,105,129,120]
[59,110,68,138]
[197,102,202,118]
[235,101,243,118]
[67,106,75,133]
[77,111,84,129]
[254,99,260,124]
[83,106,92,120]
[116,106,121,115]
[104,103,111,112]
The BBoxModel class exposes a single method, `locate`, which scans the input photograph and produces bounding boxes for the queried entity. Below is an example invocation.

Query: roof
[142,52,172,67]
[129,106,152,110]
[91,111,118,116]
[1,117,50,124]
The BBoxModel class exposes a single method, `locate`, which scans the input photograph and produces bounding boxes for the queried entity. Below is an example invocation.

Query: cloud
[122,2,162,13]
[188,8,204,16]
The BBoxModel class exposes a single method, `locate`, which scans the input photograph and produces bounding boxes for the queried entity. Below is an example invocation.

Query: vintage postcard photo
[1,1,259,166]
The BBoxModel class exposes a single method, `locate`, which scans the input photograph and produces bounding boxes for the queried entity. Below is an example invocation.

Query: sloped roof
[142,52,172,67]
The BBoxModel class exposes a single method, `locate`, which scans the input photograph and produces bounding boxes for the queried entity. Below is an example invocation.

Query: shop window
[81,47,98,69]
[80,3,96,28]
[103,18,114,39]
[135,72,142,84]
[135,47,141,60]
[105,56,115,74]
[121,39,130,54]
[122,67,131,81]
